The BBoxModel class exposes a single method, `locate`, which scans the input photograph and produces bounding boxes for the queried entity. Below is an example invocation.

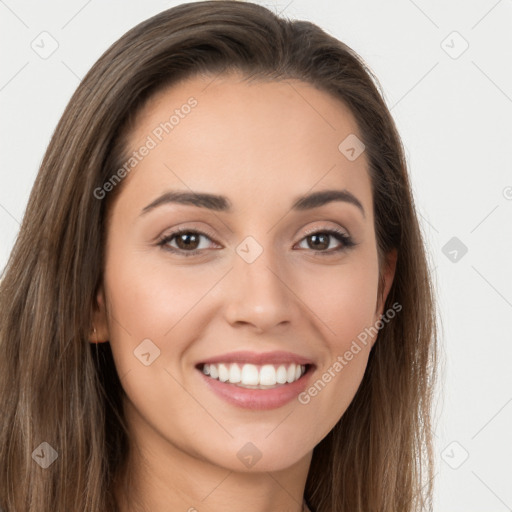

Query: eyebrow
[140,189,365,218]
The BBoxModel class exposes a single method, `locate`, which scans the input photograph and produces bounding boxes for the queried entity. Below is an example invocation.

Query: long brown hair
[0,1,438,510]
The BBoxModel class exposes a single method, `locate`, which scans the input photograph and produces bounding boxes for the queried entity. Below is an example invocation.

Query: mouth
[196,362,313,389]
[194,352,316,410]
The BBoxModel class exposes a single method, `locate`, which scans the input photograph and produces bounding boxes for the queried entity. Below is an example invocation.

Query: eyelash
[156,226,356,258]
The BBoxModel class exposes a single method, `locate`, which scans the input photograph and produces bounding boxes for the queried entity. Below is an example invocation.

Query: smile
[201,362,307,389]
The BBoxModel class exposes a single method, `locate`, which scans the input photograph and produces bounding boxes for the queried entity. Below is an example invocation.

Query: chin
[193,436,313,474]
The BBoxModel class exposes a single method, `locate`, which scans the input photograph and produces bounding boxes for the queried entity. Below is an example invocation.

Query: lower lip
[197,366,314,410]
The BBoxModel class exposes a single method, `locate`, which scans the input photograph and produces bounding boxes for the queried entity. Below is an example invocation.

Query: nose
[222,241,299,333]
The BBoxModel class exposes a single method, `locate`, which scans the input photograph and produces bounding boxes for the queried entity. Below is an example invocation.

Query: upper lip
[197,350,314,367]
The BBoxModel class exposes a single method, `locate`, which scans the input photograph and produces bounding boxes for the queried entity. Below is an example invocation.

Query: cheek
[296,261,379,438]
[294,249,379,423]
[303,252,380,352]
[103,246,227,364]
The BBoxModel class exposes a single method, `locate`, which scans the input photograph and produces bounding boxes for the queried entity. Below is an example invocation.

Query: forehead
[119,72,372,216]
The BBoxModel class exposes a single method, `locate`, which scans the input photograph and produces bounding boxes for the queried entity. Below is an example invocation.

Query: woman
[0,1,438,510]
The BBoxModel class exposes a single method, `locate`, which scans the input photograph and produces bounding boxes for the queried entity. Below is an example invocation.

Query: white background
[1,1,511,510]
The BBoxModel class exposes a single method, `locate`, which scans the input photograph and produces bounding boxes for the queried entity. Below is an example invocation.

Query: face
[93,72,396,475]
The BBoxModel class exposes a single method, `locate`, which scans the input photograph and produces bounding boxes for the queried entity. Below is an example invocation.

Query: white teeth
[209,364,218,379]
[259,365,276,386]
[228,363,241,383]
[241,364,259,385]
[276,365,288,384]
[287,364,296,383]
[218,363,229,382]
[201,362,307,387]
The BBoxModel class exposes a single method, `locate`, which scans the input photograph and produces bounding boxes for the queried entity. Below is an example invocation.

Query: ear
[372,248,397,340]
[89,283,110,344]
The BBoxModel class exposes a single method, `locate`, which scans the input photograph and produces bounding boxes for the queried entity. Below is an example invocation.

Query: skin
[91,72,396,512]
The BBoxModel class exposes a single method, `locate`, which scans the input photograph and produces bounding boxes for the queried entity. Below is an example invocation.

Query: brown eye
[174,231,201,250]
[297,229,355,255]
[157,229,218,257]
[306,233,330,250]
